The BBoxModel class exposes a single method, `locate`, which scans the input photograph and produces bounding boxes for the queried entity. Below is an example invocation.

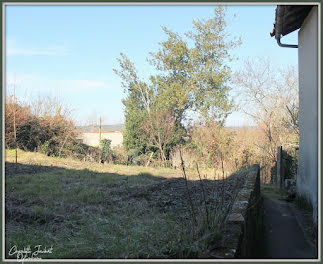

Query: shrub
[170,145,197,169]
[282,148,298,180]
[16,116,50,152]
[5,96,78,158]
[127,149,139,165]
[66,141,88,160]
[112,145,128,165]
[5,100,32,149]
[40,141,51,156]
[100,139,113,163]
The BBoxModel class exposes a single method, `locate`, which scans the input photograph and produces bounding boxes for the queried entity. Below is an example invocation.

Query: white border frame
[1,2,321,263]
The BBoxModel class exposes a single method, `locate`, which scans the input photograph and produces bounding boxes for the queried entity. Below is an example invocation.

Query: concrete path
[261,198,317,259]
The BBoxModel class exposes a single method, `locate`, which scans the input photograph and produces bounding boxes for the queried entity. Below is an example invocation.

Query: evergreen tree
[114,7,240,160]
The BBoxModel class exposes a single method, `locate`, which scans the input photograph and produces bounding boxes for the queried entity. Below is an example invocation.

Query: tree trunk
[145,152,154,168]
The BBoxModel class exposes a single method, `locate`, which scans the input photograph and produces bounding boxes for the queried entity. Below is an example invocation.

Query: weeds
[196,163,210,228]
[178,149,247,256]
[179,149,197,229]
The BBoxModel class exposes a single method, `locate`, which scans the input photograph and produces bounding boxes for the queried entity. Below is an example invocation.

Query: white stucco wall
[79,132,123,147]
[297,6,318,224]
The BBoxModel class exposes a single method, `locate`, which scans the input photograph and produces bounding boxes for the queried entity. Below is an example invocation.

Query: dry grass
[5,149,181,178]
[5,150,229,180]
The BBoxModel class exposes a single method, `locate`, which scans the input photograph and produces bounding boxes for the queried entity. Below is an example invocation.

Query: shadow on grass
[261,184,283,200]
[5,161,167,181]
[5,162,62,178]
[5,161,250,259]
[5,161,246,183]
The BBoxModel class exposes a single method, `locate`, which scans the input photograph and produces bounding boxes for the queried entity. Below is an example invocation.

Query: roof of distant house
[76,124,124,132]
[81,131,123,134]
[270,5,313,39]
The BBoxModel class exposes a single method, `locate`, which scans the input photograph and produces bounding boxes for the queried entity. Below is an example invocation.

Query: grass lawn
[261,184,283,200]
[5,150,247,259]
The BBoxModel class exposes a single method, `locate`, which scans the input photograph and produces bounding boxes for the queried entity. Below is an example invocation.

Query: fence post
[276,146,282,189]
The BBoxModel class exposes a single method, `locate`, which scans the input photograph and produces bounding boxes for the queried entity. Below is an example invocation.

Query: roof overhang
[270,5,313,48]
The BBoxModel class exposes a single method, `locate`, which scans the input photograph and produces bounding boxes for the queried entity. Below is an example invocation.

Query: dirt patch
[127,174,247,222]
[6,205,65,225]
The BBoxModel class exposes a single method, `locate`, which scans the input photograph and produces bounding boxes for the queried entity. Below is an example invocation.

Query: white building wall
[80,132,123,147]
[297,6,318,224]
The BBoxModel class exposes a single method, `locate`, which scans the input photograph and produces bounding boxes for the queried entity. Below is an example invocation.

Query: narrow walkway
[262,198,317,259]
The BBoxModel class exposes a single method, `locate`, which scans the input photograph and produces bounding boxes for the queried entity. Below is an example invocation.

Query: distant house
[271,5,319,224]
[76,124,124,147]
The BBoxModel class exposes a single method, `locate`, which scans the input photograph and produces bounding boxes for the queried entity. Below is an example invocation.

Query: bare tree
[142,108,176,163]
[234,58,299,160]
[86,110,98,127]
[233,57,299,182]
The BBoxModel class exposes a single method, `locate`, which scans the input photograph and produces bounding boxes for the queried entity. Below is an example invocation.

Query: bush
[282,149,298,180]
[5,97,78,157]
[16,117,46,151]
[5,101,32,149]
[112,145,128,165]
[170,145,197,169]
[67,142,88,160]
[100,139,113,163]
[40,141,51,156]
[127,149,139,165]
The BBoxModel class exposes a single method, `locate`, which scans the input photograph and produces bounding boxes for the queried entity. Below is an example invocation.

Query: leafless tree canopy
[234,58,299,162]
[230,57,299,184]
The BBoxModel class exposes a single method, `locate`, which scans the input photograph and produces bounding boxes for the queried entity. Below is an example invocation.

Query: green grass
[5,149,228,181]
[5,167,184,258]
[261,184,283,200]
[5,150,247,259]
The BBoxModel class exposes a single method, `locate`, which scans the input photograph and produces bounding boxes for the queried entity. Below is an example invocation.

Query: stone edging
[222,164,261,258]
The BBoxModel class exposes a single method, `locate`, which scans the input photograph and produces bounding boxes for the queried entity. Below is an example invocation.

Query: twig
[196,163,210,228]
[145,152,154,168]
[179,149,197,229]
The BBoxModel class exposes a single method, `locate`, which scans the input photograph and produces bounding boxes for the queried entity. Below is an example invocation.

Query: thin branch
[196,163,210,228]
[179,149,197,228]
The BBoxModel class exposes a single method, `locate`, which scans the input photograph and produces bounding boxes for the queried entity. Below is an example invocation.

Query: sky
[5,4,299,126]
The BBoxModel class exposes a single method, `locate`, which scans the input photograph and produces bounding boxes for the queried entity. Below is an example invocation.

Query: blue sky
[5,4,298,126]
